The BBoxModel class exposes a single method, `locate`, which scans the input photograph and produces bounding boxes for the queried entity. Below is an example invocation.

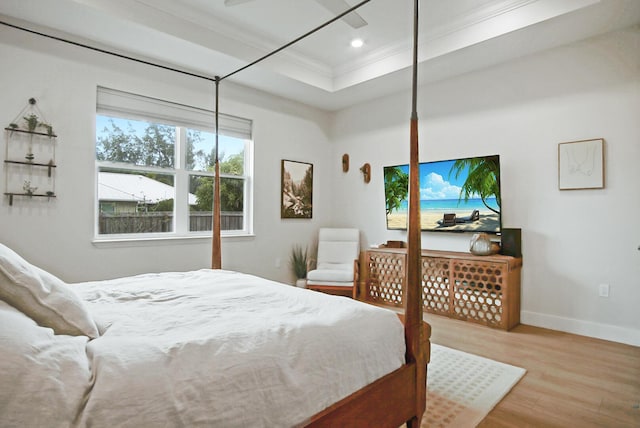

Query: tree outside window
[96,114,250,236]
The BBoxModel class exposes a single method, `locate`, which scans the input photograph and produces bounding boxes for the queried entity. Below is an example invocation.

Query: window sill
[92,233,255,248]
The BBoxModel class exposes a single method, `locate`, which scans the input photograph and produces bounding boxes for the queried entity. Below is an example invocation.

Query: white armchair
[306,228,360,298]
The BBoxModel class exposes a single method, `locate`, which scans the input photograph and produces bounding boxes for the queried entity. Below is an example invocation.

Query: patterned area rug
[422,344,526,427]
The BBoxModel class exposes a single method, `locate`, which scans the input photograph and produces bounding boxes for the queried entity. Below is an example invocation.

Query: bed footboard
[305,319,431,427]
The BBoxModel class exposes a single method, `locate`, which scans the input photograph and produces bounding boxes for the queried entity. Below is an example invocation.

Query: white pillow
[0,300,91,427]
[0,244,99,338]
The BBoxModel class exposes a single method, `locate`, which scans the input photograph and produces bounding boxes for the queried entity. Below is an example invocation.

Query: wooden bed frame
[210,1,430,426]
[306,314,430,427]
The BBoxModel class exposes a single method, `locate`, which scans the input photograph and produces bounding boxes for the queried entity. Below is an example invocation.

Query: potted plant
[38,122,54,137]
[290,244,308,288]
[22,180,37,196]
[24,114,39,132]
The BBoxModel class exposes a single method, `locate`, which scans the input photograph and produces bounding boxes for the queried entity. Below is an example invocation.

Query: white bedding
[1,269,405,427]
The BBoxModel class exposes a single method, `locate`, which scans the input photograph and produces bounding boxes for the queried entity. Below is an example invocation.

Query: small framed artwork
[281,159,313,218]
[558,138,605,190]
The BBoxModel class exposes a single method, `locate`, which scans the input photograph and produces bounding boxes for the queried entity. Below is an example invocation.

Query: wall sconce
[360,163,371,183]
[342,154,349,172]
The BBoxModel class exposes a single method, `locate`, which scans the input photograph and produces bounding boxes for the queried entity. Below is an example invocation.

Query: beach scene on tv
[384,155,501,233]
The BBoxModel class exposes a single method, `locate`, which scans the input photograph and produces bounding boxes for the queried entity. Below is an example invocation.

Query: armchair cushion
[307,268,354,283]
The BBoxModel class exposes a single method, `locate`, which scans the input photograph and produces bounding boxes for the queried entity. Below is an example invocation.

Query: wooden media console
[359,248,523,330]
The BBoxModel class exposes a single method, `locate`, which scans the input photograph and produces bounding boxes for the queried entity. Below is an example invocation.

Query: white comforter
[1,269,405,427]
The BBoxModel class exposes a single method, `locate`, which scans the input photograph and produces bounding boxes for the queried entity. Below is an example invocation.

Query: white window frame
[94,87,253,242]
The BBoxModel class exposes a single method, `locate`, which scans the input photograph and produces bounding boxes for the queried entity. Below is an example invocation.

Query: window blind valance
[97,87,252,139]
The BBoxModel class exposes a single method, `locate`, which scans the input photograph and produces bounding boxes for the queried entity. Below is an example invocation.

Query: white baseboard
[521,311,640,347]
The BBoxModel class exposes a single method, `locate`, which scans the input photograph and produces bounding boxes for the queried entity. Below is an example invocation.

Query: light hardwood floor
[423,314,640,427]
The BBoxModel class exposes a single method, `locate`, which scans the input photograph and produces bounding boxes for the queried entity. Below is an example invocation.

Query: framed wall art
[558,138,604,190]
[281,159,313,218]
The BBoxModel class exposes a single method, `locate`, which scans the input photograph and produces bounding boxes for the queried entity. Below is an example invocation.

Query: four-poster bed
[208,0,429,426]
[0,0,430,426]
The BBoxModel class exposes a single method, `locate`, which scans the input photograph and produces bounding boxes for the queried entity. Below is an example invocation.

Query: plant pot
[296,278,307,288]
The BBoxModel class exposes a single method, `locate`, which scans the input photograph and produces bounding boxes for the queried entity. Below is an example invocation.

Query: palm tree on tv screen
[384,166,409,215]
[449,156,501,215]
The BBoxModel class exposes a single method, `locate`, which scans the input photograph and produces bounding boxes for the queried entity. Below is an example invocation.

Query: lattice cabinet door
[364,251,405,308]
[450,259,512,329]
[421,256,451,316]
[360,248,521,330]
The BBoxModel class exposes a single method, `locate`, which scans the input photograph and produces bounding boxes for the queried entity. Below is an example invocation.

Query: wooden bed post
[405,0,426,426]
[205,2,428,424]
[211,76,222,269]
[210,2,371,270]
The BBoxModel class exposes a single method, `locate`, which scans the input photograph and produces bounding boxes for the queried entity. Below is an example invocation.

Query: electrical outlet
[275,258,281,268]
[598,283,610,298]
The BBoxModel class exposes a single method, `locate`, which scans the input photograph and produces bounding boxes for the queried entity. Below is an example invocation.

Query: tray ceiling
[1,0,639,110]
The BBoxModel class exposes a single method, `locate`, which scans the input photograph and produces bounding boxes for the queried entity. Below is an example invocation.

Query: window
[95,87,253,239]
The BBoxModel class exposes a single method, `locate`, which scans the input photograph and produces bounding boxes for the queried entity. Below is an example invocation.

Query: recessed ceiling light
[350,38,364,48]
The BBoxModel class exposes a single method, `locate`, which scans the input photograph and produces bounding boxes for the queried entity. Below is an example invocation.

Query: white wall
[330,27,640,346]
[0,25,332,285]
[1,22,638,346]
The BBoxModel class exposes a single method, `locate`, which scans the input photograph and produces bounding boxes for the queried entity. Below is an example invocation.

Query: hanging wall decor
[342,154,349,172]
[360,163,371,183]
[281,159,313,219]
[4,98,57,205]
[558,138,604,190]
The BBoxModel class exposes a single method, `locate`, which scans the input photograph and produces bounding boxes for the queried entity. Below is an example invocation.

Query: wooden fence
[99,211,243,234]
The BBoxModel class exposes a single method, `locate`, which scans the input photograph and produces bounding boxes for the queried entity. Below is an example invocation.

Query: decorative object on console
[500,228,522,258]
[4,98,57,206]
[342,153,349,172]
[360,162,371,183]
[558,138,604,190]
[280,159,312,219]
[469,232,500,256]
[380,240,406,249]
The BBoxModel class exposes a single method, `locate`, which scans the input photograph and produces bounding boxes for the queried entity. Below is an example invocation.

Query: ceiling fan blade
[315,0,368,28]
[224,0,255,6]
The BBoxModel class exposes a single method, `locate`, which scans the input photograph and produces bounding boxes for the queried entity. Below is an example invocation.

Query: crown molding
[333,0,600,90]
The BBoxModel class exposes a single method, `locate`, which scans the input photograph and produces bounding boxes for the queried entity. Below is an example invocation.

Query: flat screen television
[384,155,501,234]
